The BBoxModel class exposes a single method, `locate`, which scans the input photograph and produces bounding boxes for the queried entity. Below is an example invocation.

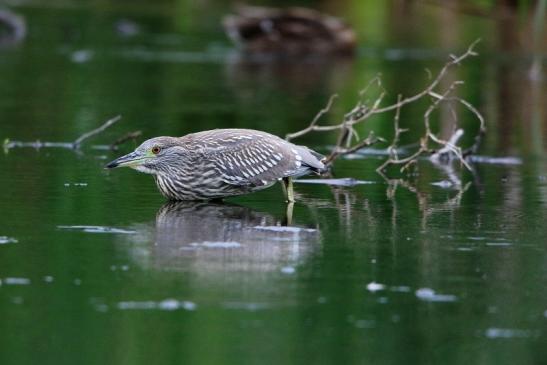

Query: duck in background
[223,6,356,55]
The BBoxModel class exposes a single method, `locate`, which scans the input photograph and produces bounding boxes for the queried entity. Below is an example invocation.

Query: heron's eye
[151,146,161,155]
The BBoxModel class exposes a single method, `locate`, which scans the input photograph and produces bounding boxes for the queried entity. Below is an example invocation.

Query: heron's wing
[188,130,299,187]
[216,136,299,187]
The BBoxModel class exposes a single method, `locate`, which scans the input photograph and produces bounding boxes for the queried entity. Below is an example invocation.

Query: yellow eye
[151,146,161,155]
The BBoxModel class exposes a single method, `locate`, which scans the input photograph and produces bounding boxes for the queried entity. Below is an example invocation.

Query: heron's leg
[282,177,295,203]
[283,201,294,226]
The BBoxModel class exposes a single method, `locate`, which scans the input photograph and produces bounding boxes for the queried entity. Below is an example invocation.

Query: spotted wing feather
[184,129,323,187]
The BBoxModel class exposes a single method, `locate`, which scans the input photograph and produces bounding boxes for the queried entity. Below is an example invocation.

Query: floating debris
[485,328,536,339]
[57,225,136,234]
[71,49,94,63]
[431,180,454,188]
[468,156,522,165]
[190,241,242,248]
[345,146,410,156]
[0,236,17,244]
[366,282,385,292]
[296,178,375,187]
[280,266,296,274]
[117,299,196,311]
[110,265,130,271]
[2,277,31,285]
[415,288,457,302]
[252,226,317,233]
[456,247,474,252]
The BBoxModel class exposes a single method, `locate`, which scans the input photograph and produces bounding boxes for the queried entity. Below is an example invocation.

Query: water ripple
[57,225,136,234]
[116,299,197,311]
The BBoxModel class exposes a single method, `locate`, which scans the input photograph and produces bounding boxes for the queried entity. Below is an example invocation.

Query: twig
[73,115,122,148]
[286,94,338,140]
[324,132,384,165]
[110,130,142,150]
[377,95,406,172]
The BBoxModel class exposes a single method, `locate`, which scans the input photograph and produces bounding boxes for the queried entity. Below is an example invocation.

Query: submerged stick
[4,115,123,152]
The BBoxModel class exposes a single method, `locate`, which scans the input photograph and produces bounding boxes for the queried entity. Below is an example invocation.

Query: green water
[1,1,546,364]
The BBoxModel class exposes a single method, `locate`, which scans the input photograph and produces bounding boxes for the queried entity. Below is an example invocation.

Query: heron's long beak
[105,151,146,169]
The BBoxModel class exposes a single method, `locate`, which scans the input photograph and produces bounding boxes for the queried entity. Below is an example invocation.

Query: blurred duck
[223,6,356,55]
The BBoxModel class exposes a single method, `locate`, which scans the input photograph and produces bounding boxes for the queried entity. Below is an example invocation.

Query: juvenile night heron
[106,129,326,202]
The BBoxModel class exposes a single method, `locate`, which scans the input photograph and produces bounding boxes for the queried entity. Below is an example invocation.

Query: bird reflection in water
[125,201,320,275]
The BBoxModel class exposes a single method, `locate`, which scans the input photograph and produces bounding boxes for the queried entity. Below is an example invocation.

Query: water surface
[0,1,546,365]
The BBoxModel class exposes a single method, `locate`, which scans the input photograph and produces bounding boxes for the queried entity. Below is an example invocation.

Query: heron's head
[105,136,182,175]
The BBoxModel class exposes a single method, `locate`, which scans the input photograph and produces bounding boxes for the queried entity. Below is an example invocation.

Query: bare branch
[367,39,480,116]
[73,115,122,148]
[286,95,337,141]
[324,132,383,165]
[287,40,483,172]
[284,39,487,187]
